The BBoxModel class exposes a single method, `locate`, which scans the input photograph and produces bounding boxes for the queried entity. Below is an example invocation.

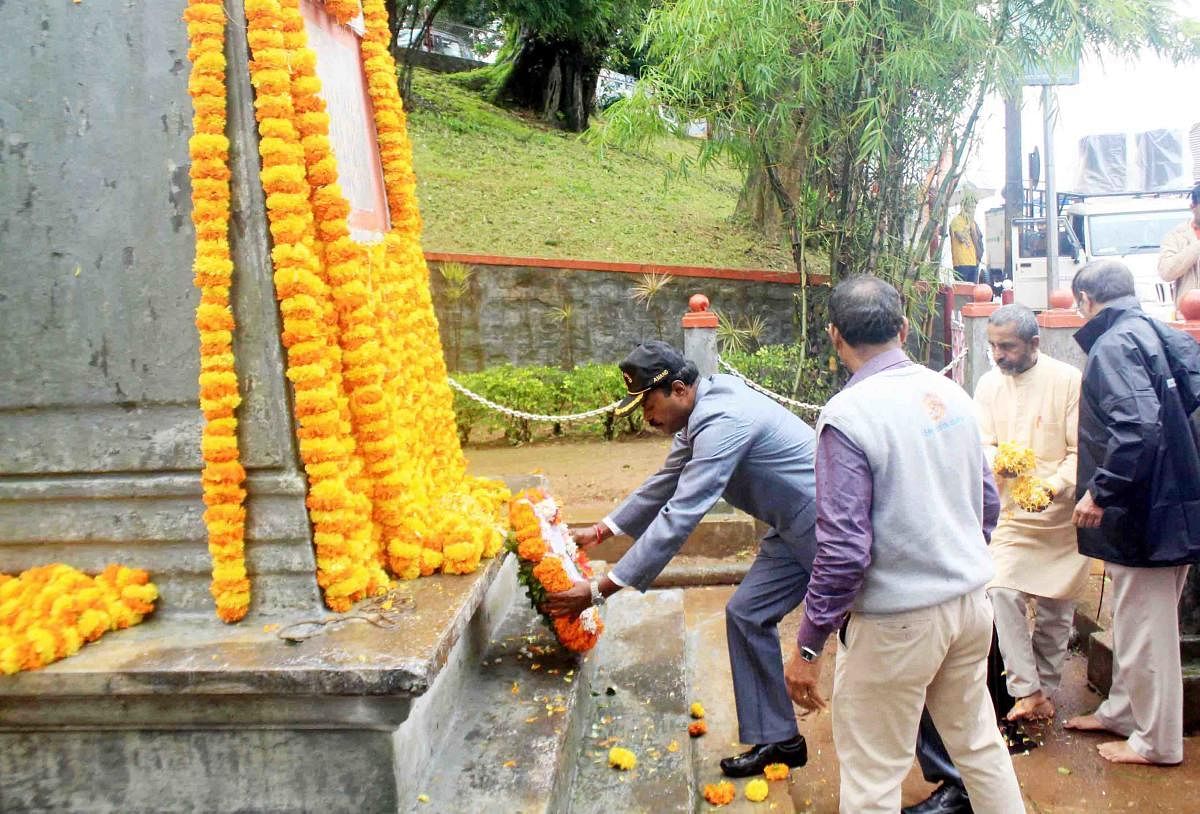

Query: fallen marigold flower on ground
[690,701,706,719]
[688,720,708,737]
[763,763,789,781]
[608,746,637,771]
[745,778,769,802]
[703,781,736,806]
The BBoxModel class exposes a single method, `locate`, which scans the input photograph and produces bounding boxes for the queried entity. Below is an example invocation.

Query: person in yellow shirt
[949,196,985,283]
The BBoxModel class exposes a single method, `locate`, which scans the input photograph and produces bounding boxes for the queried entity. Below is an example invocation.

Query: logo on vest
[922,393,946,423]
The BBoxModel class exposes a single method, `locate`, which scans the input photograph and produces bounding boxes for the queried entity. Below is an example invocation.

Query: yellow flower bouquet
[1011,475,1054,513]
[506,489,603,653]
[993,441,1035,478]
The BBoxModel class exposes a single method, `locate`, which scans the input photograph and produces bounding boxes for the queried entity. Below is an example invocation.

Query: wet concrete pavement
[683,585,1200,813]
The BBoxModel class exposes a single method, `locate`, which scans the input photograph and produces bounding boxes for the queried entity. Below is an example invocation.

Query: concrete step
[567,589,694,814]
[406,600,599,813]
[683,586,809,813]
[575,511,763,562]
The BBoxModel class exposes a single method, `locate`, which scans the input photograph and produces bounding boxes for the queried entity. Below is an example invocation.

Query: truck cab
[986,192,1191,319]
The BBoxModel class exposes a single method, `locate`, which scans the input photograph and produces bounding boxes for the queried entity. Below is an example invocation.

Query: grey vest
[818,365,994,614]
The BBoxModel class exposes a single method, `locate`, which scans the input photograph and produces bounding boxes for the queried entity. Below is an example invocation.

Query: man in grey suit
[544,340,817,777]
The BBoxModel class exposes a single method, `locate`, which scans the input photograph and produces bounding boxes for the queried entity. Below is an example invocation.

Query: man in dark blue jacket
[1063,259,1200,766]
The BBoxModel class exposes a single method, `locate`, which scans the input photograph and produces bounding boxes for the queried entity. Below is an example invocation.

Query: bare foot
[1063,714,1117,733]
[1098,740,1154,764]
[1007,693,1055,721]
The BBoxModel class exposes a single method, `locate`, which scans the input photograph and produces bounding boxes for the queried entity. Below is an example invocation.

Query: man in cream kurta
[1157,183,1200,315]
[976,304,1090,721]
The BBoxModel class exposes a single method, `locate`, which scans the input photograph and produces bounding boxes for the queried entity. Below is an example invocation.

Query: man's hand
[544,580,593,618]
[571,525,609,552]
[784,649,828,714]
[1073,491,1104,528]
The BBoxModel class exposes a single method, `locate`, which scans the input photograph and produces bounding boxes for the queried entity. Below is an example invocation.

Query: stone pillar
[681,293,719,377]
[1035,289,1087,373]
[962,284,999,394]
[0,0,319,619]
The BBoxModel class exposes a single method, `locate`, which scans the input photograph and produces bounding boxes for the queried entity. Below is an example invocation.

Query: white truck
[985,192,1192,318]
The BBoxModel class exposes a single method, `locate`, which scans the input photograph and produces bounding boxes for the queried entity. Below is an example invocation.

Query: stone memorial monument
[0,1,516,808]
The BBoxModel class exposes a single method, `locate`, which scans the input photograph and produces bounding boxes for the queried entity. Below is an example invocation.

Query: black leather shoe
[719,735,807,778]
[901,783,972,814]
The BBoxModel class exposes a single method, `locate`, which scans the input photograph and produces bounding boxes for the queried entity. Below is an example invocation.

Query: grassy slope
[406,70,794,271]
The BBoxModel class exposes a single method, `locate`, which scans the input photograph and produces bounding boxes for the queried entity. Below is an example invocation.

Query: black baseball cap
[614,341,688,417]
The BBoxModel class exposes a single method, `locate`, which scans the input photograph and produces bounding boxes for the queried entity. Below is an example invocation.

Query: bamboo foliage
[597,0,1200,302]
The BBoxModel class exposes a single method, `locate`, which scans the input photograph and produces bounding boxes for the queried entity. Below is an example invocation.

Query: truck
[984,191,1192,318]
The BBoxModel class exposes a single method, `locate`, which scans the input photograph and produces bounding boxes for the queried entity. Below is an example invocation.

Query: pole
[1042,85,1058,299]
[1003,95,1022,287]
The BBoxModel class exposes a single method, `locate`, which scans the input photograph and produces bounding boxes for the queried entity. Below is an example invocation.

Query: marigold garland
[688,720,708,737]
[993,441,1035,478]
[184,0,250,623]
[0,564,158,674]
[1011,475,1053,513]
[506,489,603,653]
[992,443,1052,513]
[181,0,511,619]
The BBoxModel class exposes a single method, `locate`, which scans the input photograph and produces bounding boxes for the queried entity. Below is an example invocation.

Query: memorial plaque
[299,0,389,237]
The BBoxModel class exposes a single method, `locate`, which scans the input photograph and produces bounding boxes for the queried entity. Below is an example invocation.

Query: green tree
[487,0,653,131]
[599,0,1199,299]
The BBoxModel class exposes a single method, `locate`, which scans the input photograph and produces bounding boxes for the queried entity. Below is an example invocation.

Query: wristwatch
[588,578,607,607]
[799,645,820,662]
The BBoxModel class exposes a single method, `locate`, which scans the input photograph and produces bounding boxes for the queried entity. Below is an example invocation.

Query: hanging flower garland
[183,0,251,623]
[181,0,512,617]
[277,0,393,595]
[245,0,379,612]
[0,564,159,675]
[506,489,603,653]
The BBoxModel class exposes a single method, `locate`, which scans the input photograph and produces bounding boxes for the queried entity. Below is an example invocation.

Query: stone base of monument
[0,552,519,812]
[1083,630,1200,734]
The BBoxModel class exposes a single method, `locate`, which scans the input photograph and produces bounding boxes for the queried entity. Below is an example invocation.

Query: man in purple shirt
[783,276,1023,814]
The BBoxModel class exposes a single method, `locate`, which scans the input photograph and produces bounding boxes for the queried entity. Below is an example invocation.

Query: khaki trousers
[833,589,1025,814]
[1094,563,1189,764]
[989,587,1074,698]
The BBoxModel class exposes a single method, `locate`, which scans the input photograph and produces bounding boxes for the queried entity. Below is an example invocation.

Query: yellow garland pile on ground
[0,565,158,675]
[183,0,509,615]
[183,0,251,623]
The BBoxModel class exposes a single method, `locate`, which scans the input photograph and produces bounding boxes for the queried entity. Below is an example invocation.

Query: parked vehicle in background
[985,191,1191,318]
[397,27,477,61]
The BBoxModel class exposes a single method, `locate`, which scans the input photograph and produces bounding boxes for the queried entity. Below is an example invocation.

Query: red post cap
[682,293,718,329]
[972,284,993,303]
[1180,289,1200,322]
[1048,288,1074,311]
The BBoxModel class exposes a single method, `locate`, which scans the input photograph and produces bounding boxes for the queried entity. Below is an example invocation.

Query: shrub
[719,344,842,419]
[451,362,641,445]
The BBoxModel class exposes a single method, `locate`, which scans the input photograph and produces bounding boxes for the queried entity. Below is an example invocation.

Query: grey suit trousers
[725,532,813,744]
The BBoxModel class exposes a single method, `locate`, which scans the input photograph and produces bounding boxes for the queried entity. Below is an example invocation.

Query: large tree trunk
[498,33,599,132]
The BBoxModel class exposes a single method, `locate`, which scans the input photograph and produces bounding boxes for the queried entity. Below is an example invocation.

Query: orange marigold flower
[703,781,735,806]
[763,763,789,781]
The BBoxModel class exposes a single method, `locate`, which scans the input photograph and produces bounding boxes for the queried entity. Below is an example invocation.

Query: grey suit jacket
[608,374,818,590]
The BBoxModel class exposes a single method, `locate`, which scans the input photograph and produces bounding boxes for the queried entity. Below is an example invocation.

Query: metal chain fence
[446,347,969,424]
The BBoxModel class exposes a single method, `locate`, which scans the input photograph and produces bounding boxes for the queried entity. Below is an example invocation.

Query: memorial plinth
[0,0,526,808]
